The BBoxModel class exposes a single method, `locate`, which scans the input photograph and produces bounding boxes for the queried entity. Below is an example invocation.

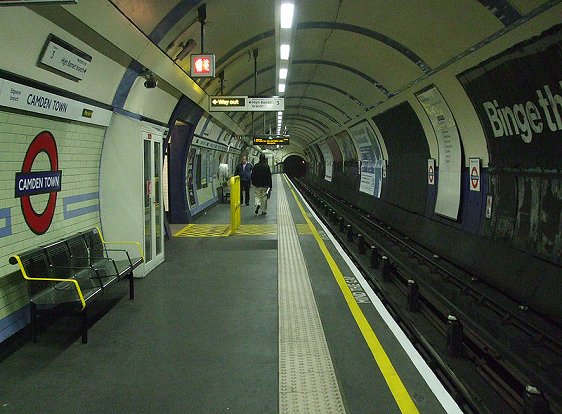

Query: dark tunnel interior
[283,155,307,177]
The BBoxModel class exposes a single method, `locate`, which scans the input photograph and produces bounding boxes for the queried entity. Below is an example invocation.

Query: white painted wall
[100,113,166,278]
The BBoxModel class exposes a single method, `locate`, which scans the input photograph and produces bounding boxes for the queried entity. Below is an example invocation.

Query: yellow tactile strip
[174,223,313,237]
[277,176,346,413]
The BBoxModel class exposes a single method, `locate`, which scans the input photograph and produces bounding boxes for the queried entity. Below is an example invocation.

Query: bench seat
[9,227,143,343]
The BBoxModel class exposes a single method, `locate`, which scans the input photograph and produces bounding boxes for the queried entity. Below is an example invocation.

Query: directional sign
[209,96,246,111]
[209,96,284,112]
[247,97,284,111]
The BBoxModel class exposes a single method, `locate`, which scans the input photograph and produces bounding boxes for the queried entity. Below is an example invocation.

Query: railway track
[292,177,561,414]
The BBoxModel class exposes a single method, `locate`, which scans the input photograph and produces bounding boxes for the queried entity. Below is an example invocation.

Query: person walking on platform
[234,156,253,206]
[251,153,272,215]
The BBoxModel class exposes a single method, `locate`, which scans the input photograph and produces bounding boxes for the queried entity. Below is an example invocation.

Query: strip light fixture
[276,0,295,138]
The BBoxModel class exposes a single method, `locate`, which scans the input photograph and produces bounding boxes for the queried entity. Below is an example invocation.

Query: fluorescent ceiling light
[280,44,290,60]
[279,68,288,79]
[280,3,294,29]
[278,83,286,93]
[278,111,283,116]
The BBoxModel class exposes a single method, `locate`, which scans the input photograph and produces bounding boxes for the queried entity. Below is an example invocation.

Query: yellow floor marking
[236,224,277,235]
[295,223,313,234]
[173,224,230,237]
[173,224,281,237]
[284,176,420,414]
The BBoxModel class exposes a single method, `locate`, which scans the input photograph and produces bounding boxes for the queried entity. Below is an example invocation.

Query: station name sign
[0,78,112,126]
[15,171,62,197]
[210,96,284,112]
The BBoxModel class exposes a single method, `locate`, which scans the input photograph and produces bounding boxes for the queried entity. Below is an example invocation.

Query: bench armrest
[10,255,87,310]
[101,248,135,267]
[96,227,144,262]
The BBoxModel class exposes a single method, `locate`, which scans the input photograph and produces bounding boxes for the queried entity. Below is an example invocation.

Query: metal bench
[9,227,143,343]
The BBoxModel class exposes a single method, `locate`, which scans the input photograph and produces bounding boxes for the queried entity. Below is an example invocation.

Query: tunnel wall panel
[372,102,429,215]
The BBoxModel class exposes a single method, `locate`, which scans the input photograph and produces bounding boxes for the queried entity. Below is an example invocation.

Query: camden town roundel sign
[15,131,62,235]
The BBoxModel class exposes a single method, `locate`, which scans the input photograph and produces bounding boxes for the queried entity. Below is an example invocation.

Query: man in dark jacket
[234,156,253,206]
[251,153,272,215]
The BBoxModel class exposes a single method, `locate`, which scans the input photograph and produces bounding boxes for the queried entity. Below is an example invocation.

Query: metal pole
[198,4,206,53]
[252,49,258,138]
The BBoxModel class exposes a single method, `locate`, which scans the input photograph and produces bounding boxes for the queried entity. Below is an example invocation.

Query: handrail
[229,176,241,235]
[95,226,145,261]
[9,255,87,310]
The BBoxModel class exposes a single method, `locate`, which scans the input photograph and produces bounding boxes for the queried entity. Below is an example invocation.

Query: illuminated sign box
[190,54,215,78]
[253,136,289,146]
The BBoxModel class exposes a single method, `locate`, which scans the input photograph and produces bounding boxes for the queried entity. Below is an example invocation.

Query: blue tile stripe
[0,306,29,343]
[0,208,12,238]
[63,192,100,219]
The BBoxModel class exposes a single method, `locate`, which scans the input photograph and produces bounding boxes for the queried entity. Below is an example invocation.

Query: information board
[253,135,289,146]
[349,122,383,198]
[416,85,462,219]
[318,141,333,182]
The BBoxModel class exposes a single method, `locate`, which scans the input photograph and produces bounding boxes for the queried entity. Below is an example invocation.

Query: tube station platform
[0,174,462,414]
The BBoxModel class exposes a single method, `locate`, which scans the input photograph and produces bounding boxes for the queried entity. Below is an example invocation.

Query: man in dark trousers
[234,155,253,206]
[251,153,272,215]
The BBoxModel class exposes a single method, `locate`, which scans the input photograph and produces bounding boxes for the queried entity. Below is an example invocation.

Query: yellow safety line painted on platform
[284,176,420,414]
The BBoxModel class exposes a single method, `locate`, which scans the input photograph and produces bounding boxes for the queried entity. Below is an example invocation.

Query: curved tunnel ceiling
[111,0,554,152]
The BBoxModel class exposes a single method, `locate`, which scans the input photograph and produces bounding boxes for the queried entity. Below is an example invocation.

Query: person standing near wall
[234,155,253,206]
[251,153,272,215]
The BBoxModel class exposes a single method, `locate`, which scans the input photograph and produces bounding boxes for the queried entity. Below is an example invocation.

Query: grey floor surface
[0,178,455,414]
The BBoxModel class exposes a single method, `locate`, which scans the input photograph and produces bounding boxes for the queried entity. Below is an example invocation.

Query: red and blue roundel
[15,131,62,235]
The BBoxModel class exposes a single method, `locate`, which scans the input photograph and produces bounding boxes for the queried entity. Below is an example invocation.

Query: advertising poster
[326,136,342,164]
[457,25,562,169]
[416,85,462,219]
[200,148,207,187]
[335,130,358,164]
[318,140,333,182]
[349,122,383,197]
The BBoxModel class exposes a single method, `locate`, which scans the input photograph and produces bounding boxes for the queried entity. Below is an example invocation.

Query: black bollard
[370,246,380,268]
[325,204,331,216]
[407,279,419,311]
[446,315,463,358]
[381,256,392,281]
[522,385,550,414]
[357,234,366,254]
[339,217,345,233]
[331,210,338,224]
[347,225,353,242]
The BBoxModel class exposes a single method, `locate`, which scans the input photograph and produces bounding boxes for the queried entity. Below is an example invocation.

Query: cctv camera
[144,77,157,89]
